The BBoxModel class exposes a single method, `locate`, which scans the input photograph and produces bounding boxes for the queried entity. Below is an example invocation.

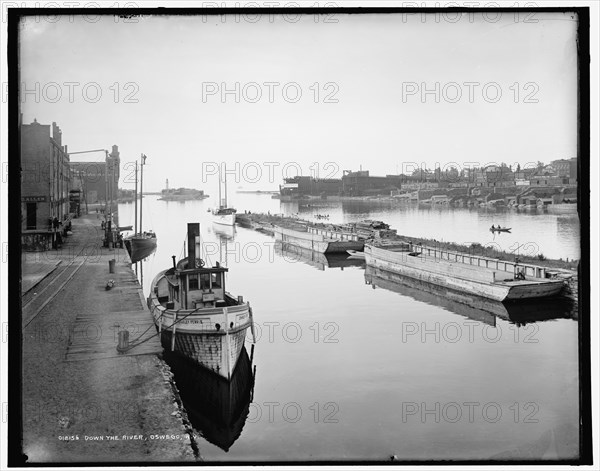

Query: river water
[118,194,580,462]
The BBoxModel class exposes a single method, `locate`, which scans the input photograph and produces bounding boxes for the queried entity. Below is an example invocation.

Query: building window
[26,203,37,230]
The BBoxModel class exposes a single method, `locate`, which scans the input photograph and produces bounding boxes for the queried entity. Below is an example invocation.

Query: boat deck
[402,251,558,287]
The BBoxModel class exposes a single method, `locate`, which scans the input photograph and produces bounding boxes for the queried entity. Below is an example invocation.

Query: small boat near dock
[346,249,365,259]
[147,223,255,380]
[125,154,157,256]
[364,241,567,302]
[212,164,236,226]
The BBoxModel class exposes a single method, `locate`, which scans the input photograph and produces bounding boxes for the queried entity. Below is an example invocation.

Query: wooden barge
[273,224,364,254]
[365,241,567,302]
[365,265,575,324]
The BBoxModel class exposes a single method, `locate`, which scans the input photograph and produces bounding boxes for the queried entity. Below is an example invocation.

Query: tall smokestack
[187,223,200,265]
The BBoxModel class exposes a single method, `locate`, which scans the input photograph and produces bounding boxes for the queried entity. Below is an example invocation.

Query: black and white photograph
[2,2,597,468]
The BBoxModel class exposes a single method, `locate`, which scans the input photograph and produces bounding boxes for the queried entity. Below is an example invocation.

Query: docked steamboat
[147,223,255,380]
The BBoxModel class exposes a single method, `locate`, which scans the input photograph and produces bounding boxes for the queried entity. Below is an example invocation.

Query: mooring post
[117,330,129,353]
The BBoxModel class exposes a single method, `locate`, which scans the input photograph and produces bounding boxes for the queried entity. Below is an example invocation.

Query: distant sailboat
[212,164,236,226]
[125,153,157,258]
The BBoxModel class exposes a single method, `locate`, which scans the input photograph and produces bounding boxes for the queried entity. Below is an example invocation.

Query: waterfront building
[21,119,72,250]
[400,182,440,190]
[279,170,402,198]
[70,145,120,205]
[341,170,402,196]
[473,165,515,188]
[550,157,578,184]
[279,176,342,198]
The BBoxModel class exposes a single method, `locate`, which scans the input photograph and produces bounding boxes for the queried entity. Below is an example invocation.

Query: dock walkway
[21,213,197,463]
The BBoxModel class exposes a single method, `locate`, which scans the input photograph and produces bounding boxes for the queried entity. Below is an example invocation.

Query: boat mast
[140,153,145,233]
[218,164,223,209]
[134,161,138,235]
[224,163,228,208]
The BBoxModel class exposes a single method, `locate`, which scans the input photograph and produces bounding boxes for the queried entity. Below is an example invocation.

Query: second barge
[365,242,566,302]
[273,224,364,254]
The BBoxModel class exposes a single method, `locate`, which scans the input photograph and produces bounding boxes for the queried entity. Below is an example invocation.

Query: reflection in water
[165,346,256,452]
[130,244,157,264]
[275,242,365,271]
[118,196,580,460]
[132,245,157,288]
[212,223,237,241]
[365,265,576,326]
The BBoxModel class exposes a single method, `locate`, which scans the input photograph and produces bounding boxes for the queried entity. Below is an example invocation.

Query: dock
[21,213,198,463]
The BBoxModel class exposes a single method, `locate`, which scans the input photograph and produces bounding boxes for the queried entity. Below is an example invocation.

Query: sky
[18,11,579,192]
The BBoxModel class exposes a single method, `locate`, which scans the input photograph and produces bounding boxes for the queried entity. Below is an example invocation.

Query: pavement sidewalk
[21,213,197,463]
[21,256,61,294]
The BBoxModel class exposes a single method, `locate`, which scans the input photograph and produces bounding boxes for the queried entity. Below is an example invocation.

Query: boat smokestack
[187,223,200,264]
[171,255,176,269]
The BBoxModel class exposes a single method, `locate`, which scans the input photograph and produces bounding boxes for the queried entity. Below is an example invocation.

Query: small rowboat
[347,249,366,259]
[490,227,511,232]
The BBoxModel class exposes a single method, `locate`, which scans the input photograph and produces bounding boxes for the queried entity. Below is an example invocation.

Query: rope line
[119,304,212,352]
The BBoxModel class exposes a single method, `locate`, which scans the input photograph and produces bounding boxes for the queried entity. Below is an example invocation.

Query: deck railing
[410,243,548,279]
[307,226,360,241]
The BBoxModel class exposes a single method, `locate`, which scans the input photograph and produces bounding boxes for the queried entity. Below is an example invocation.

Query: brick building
[21,119,72,250]
[551,157,578,184]
[70,145,120,205]
[341,170,402,196]
[473,165,515,188]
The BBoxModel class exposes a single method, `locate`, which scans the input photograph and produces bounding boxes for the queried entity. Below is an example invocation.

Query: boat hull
[213,212,236,226]
[125,235,157,257]
[347,249,366,259]
[148,272,253,379]
[274,225,364,254]
[365,245,565,302]
[158,328,248,380]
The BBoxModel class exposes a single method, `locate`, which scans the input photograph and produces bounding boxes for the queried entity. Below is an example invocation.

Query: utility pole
[107,149,113,233]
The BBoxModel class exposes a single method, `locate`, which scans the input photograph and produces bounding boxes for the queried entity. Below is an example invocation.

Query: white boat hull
[148,271,253,379]
[213,212,236,226]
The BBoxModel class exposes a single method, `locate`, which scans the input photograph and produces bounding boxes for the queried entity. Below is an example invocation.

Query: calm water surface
[118,194,580,461]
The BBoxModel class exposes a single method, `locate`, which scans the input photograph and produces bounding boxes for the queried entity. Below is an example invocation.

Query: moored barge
[365,241,566,302]
[273,224,364,254]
